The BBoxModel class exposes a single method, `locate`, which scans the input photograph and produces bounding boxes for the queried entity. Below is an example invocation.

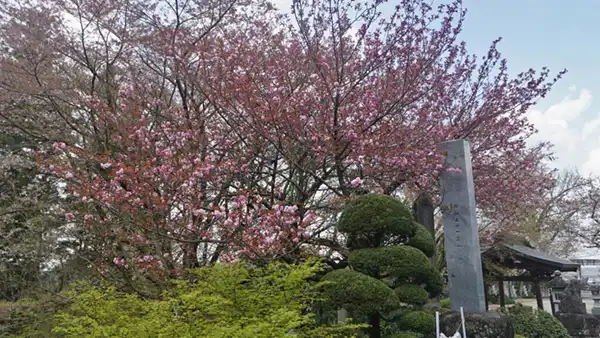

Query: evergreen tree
[320,194,443,338]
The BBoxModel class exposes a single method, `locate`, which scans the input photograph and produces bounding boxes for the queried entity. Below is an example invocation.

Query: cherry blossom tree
[0,0,564,288]
[199,0,561,239]
[494,169,592,256]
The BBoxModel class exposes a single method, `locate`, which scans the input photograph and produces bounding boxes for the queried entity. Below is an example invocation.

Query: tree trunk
[533,280,544,310]
[499,279,506,308]
[368,314,381,338]
[183,242,200,269]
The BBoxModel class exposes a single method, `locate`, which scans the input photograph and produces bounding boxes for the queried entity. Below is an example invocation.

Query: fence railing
[436,307,466,338]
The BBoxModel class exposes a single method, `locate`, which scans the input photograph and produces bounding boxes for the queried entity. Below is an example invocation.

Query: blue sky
[460,0,600,176]
[273,0,600,175]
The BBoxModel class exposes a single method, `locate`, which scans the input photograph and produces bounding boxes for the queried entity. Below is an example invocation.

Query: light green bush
[24,259,364,338]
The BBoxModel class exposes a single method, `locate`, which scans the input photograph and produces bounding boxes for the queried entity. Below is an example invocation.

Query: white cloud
[271,0,292,12]
[582,146,600,176]
[583,116,600,140]
[526,88,592,153]
[524,87,600,177]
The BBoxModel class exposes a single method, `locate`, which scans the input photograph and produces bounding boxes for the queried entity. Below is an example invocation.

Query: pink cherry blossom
[351,177,363,187]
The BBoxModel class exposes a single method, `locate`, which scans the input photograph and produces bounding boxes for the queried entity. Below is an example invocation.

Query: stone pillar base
[557,313,600,338]
[591,296,600,316]
[440,311,514,338]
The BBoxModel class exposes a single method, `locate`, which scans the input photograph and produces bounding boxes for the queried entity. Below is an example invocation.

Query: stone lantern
[589,282,600,316]
[548,271,568,316]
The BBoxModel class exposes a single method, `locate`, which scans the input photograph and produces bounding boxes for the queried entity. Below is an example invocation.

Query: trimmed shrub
[338,194,416,248]
[394,284,429,307]
[397,311,435,336]
[319,269,400,317]
[323,194,444,338]
[348,246,429,278]
[407,223,435,258]
[348,246,443,295]
[507,304,570,338]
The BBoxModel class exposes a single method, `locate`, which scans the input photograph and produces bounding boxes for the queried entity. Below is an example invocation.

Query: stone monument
[560,282,587,314]
[439,139,514,338]
[439,139,486,313]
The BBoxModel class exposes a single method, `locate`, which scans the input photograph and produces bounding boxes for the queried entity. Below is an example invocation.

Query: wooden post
[533,280,544,310]
[484,281,490,311]
[369,314,381,338]
[413,192,440,306]
[499,279,506,308]
[549,290,556,316]
[413,192,435,266]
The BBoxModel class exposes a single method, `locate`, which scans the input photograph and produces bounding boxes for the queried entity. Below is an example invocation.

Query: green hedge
[506,304,569,338]
[388,333,419,338]
[397,311,435,336]
[338,194,416,248]
[348,246,443,295]
[394,284,429,306]
[407,223,435,258]
[487,293,516,305]
[319,269,400,317]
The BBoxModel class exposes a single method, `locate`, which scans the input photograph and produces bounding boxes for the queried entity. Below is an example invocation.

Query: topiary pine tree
[319,194,443,338]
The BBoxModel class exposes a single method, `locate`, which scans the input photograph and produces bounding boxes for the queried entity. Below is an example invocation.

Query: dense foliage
[506,304,570,338]
[7,260,364,338]
[320,194,442,338]
[0,132,63,301]
[388,333,419,338]
[396,311,435,337]
[0,0,564,296]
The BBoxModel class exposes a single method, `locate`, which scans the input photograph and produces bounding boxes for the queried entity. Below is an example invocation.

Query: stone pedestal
[336,308,348,323]
[440,311,514,338]
[592,295,600,316]
[558,313,600,338]
[559,283,587,314]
